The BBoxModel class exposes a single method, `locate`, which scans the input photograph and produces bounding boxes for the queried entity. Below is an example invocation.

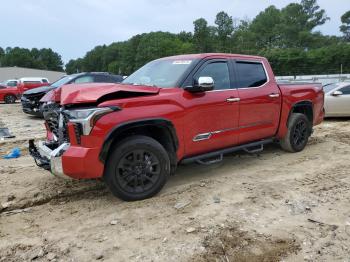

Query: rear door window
[235,61,267,88]
[94,75,110,83]
[339,85,350,95]
[74,76,94,84]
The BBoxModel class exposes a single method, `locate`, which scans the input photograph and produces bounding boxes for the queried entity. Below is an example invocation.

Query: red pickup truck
[30,53,324,201]
[0,84,21,103]
[17,78,50,93]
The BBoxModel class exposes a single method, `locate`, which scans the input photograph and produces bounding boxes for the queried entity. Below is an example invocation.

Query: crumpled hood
[59,83,160,105]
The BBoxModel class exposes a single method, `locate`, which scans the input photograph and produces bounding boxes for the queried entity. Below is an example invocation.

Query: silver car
[324,82,350,117]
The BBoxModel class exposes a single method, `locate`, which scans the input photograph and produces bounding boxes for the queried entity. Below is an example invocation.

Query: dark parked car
[21,72,123,116]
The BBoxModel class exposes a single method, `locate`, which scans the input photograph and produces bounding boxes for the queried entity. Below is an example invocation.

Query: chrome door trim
[193,121,272,142]
[193,133,212,142]
[226,97,240,102]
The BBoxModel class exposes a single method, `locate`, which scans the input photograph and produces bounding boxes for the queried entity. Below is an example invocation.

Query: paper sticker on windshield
[172,60,192,65]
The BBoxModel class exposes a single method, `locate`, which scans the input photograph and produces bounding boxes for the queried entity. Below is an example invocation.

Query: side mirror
[185,76,214,93]
[332,90,343,96]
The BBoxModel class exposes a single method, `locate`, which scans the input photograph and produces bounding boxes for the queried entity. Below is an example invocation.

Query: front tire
[104,135,170,201]
[4,94,16,104]
[280,113,311,152]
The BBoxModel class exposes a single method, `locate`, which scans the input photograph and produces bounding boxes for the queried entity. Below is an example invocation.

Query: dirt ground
[1,103,350,262]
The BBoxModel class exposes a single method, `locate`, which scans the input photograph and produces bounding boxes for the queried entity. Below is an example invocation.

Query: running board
[243,144,264,154]
[181,138,274,165]
[196,154,223,165]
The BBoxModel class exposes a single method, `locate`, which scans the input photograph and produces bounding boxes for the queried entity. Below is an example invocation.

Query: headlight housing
[63,107,120,135]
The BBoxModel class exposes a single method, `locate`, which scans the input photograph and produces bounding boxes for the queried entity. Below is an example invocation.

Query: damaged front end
[29,102,119,178]
[29,103,71,178]
[29,83,157,178]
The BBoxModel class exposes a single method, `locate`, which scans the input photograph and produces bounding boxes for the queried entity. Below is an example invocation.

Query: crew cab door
[183,59,239,156]
[233,60,281,144]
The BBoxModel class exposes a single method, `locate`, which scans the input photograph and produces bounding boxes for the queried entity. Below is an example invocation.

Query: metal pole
[340,64,343,76]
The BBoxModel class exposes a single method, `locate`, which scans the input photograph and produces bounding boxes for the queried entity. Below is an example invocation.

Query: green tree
[193,18,213,52]
[0,47,4,66]
[65,58,84,74]
[1,47,35,68]
[177,31,193,43]
[134,31,193,69]
[340,10,350,41]
[215,11,234,52]
[61,0,350,76]
[301,0,329,30]
[248,6,282,49]
[36,48,64,71]
[82,45,106,72]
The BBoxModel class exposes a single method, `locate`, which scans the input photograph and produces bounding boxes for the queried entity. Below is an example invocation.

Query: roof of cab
[157,53,266,61]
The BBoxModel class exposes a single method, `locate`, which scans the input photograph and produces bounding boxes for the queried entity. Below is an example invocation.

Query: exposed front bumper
[29,140,70,178]
[29,139,105,179]
[21,98,42,116]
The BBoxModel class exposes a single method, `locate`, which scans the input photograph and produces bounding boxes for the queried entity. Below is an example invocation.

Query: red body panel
[45,53,324,179]
[236,59,282,144]
[0,86,21,102]
[276,83,324,138]
[17,82,48,93]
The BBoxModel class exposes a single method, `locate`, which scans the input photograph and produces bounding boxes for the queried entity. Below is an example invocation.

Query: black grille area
[73,123,82,144]
[46,114,60,138]
[42,104,69,144]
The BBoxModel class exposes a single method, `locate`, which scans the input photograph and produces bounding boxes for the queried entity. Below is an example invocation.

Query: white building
[0,66,65,83]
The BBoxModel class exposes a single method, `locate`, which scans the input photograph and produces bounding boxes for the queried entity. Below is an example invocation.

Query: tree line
[0,47,64,72]
[1,0,350,76]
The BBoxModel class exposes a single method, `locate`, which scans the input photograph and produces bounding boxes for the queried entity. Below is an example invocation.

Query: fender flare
[287,100,313,125]
[99,118,179,163]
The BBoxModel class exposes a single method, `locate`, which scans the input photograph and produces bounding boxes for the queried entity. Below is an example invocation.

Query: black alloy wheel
[4,95,16,104]
[105,135,170,201]
[292,120,308,147]
[116,149,161,194]
[280,113,311,152]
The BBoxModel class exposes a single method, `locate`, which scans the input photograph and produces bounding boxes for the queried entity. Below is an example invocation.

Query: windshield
[323,83,338,93]
[6,81,17,87]
[122,59,196,88]
[51,75,76,88]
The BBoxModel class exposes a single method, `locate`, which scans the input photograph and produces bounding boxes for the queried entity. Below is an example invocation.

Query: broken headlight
[63,107,119,135]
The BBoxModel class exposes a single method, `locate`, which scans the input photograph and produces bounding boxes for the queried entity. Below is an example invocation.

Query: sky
[1,0,348,63]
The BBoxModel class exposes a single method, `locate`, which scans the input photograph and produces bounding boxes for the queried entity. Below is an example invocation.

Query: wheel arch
[288,100,313,125]
[99,118,179,164]
[3,93,17,103]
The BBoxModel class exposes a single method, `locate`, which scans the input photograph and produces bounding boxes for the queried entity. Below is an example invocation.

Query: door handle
[268,93,280,98]
[226,97,240,102]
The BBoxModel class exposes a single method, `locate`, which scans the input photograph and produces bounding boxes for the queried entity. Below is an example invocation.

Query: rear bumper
[29,139,104,179]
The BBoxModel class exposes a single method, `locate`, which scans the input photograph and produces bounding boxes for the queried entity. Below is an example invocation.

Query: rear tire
[280,113,311,152]
[104,135,170,201]
[4,94,16,104]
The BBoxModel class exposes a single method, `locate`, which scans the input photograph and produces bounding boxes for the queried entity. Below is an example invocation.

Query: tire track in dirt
[0,182,108,215]
[192,224,300,262]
